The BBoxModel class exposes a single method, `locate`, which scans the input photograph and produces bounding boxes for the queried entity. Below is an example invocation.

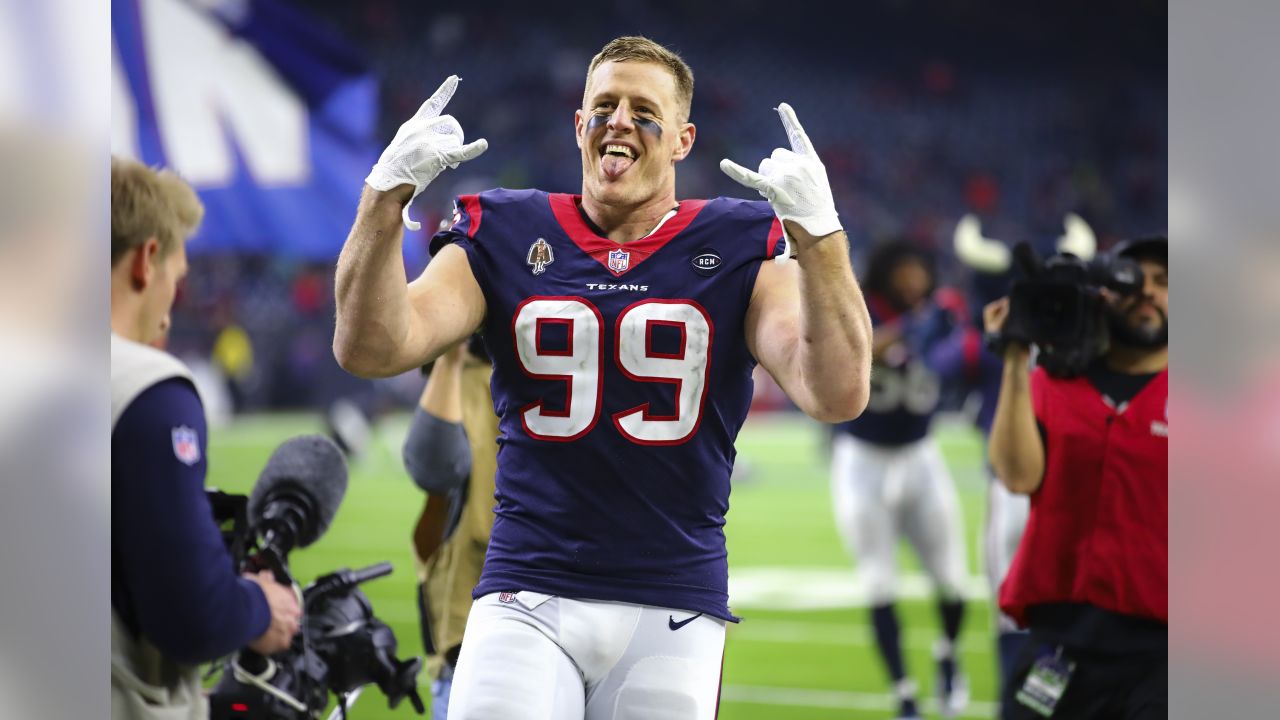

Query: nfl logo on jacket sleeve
[171,426,201,466]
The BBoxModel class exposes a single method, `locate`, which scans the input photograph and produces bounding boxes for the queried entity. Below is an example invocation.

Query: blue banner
[112,0,377,259]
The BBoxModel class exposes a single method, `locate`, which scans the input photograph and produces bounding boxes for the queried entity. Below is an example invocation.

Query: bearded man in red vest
[984,236,1167,720]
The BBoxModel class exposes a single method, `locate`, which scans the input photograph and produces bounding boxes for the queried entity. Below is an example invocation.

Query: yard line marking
[728,620,992,653]
[730,567,991,610]
[720,684,998,717]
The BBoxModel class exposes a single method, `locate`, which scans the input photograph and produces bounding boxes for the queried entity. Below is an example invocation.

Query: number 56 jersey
[432,189,785,621]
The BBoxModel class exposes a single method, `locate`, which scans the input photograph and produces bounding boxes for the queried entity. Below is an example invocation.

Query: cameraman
[110,157,300,719]
[984,236,1167,719]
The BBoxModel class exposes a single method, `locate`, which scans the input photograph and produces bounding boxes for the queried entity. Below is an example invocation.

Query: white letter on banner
[140,0,308,187]
[111,44,139,160]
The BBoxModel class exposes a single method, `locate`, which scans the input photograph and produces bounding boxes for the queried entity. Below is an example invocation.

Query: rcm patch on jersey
[171,426,201,466]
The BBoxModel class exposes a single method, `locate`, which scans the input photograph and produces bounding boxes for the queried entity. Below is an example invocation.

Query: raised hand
[720,103,841,240]
[365,75,489,230]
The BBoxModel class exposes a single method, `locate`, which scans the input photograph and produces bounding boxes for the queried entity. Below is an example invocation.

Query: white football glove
[720,103,841,240]
[365,75,489,231]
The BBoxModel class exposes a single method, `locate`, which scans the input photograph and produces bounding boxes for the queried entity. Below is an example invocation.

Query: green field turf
[206,411,998,719]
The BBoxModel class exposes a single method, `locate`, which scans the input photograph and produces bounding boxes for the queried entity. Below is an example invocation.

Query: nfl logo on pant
[498,592,517,604]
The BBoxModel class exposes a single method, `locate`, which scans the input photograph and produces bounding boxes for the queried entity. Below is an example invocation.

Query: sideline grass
[206,412,996,719]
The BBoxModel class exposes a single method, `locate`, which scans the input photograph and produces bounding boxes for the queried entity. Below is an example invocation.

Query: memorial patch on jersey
[526,238,554,275]
[608,248,631,273]
[691,248,722,276]
[171,426,201,466]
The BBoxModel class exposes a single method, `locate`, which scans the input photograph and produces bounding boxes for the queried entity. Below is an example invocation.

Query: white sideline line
[730,567,991,610]
[730,620,993,653]
[720,684,998,717]
[413,677,1001,717]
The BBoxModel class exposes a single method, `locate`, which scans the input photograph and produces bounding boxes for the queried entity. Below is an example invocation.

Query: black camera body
[991,242,1144,376]
[206,490,424,719]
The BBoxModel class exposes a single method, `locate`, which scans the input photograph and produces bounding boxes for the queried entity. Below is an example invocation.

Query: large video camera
[206,436,424,719]
[989,242,1145,376]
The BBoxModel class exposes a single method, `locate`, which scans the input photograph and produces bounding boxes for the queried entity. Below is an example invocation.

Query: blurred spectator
[212,320,254,411]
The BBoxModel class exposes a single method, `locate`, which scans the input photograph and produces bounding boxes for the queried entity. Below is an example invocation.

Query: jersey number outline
[866,360,941,415]
[512,296,713,445]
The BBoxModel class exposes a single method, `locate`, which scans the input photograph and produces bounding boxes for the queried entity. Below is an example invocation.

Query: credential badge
[527,238,554,275]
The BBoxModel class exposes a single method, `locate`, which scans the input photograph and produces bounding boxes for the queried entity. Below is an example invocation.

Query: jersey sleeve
[428,194,484,257]
[111,378,271,664]
[428,193,492,301]
[722,198,786,261]
[766,216,787,259]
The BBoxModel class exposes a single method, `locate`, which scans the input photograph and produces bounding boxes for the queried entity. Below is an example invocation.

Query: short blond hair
[585,36,695,121]
[111,156,203,267]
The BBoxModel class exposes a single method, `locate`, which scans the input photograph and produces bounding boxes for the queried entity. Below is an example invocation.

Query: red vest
[999,367,1168,626]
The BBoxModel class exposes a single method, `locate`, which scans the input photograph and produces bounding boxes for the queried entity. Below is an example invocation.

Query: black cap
[1112,235,1167,265]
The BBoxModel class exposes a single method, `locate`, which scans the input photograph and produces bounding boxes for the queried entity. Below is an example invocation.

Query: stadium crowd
[165,0,1165,414]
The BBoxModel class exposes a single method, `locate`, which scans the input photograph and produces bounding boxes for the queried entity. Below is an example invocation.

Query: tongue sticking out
[602,154,634,179]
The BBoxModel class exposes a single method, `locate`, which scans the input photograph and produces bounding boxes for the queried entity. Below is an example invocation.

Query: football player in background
[830,241,969,720]
[334,35,873,720]
[402,336,498,720]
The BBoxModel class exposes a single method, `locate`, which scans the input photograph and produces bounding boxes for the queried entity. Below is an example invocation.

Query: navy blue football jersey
[432,189,784,621]
[835,294,953,446]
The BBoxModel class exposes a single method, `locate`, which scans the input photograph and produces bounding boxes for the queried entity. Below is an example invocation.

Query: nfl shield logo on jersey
[608,248,630,273]
[171,426,200,466]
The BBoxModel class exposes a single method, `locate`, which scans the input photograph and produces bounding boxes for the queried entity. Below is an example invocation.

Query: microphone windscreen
[248,434,348,548]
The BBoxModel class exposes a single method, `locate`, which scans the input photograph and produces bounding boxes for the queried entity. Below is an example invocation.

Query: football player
[333,36,874,719]
[830,240,969,720]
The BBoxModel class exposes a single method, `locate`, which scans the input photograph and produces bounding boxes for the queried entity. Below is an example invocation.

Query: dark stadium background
[167,0,1166,415]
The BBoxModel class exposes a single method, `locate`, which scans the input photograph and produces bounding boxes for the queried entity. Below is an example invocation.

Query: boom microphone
[248,434,348,556]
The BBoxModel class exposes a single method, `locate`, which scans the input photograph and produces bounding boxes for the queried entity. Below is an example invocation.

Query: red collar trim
[548,194,707,277]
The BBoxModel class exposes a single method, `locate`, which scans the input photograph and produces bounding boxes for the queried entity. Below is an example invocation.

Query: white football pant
[447,591,726,720]
[830,434,968,604]
[983,474,1030,632]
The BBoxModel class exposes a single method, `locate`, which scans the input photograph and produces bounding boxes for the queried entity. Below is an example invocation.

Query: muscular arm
[988,347,1045,494]
[333,185,486,377]
[746,223,873,422]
